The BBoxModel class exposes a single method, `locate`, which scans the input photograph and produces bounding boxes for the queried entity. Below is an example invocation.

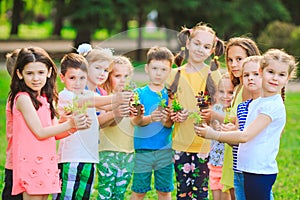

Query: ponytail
[281,86,285,102]
[168,28,191,97]
[205,38,225,103]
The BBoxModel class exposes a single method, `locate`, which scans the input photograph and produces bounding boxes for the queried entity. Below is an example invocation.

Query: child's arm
[195,113,272,144]
[99,104,132,128]
[16,94,90,139]
[79,91,132,110]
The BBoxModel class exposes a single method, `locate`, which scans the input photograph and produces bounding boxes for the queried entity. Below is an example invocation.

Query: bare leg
[130,191,146,200]
[157,191,172,200]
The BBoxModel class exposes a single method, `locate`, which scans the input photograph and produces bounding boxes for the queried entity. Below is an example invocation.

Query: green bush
[258,21,300,79]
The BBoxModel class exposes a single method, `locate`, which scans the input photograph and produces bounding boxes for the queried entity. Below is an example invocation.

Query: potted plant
[157,91,168,111]
[189,111,203,126]
[195,91,211,111]
[131,91,142,115]
[63,96,88,114]
[223,107,234,124]
[171,94,183,113]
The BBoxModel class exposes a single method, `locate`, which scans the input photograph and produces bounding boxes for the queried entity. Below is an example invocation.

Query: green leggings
[97,151,134,200]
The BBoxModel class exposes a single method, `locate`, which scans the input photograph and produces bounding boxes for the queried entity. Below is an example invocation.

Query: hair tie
[215,37,219,42]
[189,29,193,34]
[77,43,92,56]
[181,46,185,51]
[208,70,211,74]
[214,56,219,60]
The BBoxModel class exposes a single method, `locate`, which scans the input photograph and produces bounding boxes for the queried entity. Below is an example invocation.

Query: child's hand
[200,108,212,124]
[71,113,91,130]
[150,108,163,122]
[171,109,188,123]
[114,91,133,105]
[114,103,131,118]
[221,123,237,131]
[161,107,171,123]
[130,104,144,117]
[194,123,220,140]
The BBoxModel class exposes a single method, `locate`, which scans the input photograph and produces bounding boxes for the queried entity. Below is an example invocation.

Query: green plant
[171,94,183,112]
[157,91,167,108]
[63,96,88,114]
[132,91,140,105]
[189,112,202,125]
[223,107,234,124]
[124,80,137,91]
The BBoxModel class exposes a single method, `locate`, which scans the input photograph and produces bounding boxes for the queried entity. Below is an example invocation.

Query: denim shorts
[131,149,174,193]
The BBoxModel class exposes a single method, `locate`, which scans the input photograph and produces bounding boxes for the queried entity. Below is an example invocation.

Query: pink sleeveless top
[12,92,61,195]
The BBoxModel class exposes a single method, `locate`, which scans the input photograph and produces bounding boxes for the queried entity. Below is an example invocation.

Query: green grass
[0,69,299,199]
[0,20,166,40]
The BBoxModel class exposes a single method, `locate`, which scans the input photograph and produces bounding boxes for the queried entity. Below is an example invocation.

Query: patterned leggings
[174,151,209,200]
[97,151,134,200]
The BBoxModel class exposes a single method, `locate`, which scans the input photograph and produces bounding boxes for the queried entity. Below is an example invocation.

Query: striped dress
[233,99,253,173]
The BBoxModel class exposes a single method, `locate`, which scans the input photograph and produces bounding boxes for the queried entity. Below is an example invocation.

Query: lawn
[0,69,299,199]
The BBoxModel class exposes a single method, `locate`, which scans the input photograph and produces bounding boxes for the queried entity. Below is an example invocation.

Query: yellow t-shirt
[221,84,243,191]
[167,65,221,153]
[99,117,134,153]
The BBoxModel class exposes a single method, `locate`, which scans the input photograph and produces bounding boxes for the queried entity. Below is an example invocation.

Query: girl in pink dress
[8,47,91,200]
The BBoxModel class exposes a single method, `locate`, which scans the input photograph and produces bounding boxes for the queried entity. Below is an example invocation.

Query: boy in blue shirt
[130,46,174,199]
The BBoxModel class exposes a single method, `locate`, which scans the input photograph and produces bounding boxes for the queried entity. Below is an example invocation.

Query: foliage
[223,108,234,124]
[257,20,300,79]
[157,91,167,108]
[132,91,140,105]
[63,96,88,115]
[189,112,202,125]
[171,94,183,112]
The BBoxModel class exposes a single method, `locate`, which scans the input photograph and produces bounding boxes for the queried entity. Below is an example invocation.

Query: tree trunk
[52,0,64,37]
[136,1,144,61]
[10,0,23,36]
[73,29,92,52]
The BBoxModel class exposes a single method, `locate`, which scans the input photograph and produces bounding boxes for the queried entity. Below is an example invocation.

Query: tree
[10,0,23,36]
[52,0,66,37]
[67,0,113,49]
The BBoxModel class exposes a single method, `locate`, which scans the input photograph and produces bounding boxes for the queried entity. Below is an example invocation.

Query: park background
[0,0,299,199]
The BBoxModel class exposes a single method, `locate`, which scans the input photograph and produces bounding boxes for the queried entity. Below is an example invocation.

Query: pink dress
[12,92,61,195]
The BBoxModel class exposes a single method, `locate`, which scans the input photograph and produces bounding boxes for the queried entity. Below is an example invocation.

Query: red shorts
[208,163,224,190]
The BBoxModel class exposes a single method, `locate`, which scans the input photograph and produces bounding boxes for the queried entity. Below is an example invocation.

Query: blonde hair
[242,55,262,71]
[102,56,134,94]
[261,49,297,102]
[85,48,114,72]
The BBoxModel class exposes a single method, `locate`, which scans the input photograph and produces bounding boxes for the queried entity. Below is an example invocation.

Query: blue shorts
[131,149,174,193]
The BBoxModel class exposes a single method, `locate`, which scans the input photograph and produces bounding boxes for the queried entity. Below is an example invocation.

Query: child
[8,47,90,199]
[167,22,224,199]
[208,74,234,200]
[221,37,261,199]
[2,48,23,200]
[53,53,100,200]
[77,43,113,95]
[195,49,297,199]
[130,46,174,200]
[97,56,135,200]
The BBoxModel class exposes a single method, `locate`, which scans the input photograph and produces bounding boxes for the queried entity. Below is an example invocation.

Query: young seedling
[223,107,234,124]
[171,94,183,113]
[157,91,168,111]
[123,80,137,91]
[63,96,88,115]
[131,91,142,115]
[189,111,203,126]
